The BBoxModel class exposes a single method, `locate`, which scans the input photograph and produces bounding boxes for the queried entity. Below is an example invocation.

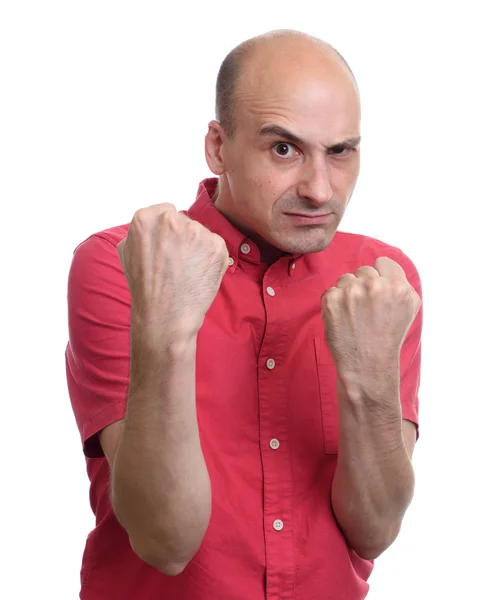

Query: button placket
[259,266,295,593]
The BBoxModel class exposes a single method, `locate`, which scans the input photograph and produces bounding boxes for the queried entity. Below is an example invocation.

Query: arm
[100,204,228,575]
[322,255,422,559]
[331,374,416,559]
[102,327,211,577]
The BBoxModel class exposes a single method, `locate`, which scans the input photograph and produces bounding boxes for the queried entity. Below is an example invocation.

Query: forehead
[236,56,360,141]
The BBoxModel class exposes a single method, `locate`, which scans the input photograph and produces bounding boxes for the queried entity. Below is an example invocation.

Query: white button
[240,243,251,254]
[266,286,275,296]
[266,358,275,370]
[291,263,296,270]
[273,519,284,531]
[269,438,280,450]
[228,257,234,266]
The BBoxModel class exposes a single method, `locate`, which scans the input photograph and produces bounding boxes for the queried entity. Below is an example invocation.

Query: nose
[296,158,333,207]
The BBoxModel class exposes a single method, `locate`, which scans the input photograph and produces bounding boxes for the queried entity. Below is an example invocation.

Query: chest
[194,269,339,468]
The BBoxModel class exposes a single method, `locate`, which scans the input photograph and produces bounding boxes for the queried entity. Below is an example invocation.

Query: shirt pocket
[314,337,339,454]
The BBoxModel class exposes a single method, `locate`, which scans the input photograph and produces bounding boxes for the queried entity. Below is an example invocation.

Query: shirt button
[228,257,234,266]
[266,358,275,370]
[291,263,296,270]
[266,286,275,296]
[240,243,251,254]
[273,519,284,531]
[269,438,280,450]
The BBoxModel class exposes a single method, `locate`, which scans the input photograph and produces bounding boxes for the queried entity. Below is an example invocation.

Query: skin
[206,33,361,263]
[100,30,420,572]
[107,208,228,575]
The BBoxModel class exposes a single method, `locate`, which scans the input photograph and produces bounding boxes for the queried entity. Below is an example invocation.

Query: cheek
[234,158,274,200]
[230,152,292,220]
[251,174,290,222]
[251,159,295,198]
[333,161,360,194]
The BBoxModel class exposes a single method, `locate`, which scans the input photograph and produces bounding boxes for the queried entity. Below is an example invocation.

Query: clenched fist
[118,203,229,337]
[321,256,421,384]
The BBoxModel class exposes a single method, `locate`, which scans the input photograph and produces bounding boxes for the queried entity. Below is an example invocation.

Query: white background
[1,1,484,598]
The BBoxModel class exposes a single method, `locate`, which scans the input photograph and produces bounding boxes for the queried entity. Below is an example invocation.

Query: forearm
[331,372,414,559]
[112,326,211,575]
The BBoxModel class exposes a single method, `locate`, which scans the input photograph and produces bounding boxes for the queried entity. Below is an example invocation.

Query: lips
[286,213,333,218]
[284,212,334,224]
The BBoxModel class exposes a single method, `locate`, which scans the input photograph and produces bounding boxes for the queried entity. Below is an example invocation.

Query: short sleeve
[392,248,423,436]
[66,233,131,458]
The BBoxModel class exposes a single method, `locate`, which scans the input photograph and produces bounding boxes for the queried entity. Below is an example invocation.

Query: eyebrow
[258,124,306,146]
[258,124,361,150]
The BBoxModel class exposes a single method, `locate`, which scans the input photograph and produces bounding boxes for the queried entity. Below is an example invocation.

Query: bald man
[66,30,423,600]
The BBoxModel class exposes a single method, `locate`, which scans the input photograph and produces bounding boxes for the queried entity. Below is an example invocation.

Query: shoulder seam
[91,232,119,249]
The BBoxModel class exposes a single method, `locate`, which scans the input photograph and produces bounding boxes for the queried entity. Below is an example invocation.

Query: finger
[117,238,126,264]
[152,202,177,215]
[336,273,357,288]
[374,256,407,280]
[355,265,379,280]
[131,204,179,234]
[159,208,195,233]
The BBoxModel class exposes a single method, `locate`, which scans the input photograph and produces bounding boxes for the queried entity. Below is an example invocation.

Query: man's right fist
[118,203,229,337]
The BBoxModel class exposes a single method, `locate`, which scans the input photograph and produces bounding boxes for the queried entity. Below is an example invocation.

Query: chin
[279,232,335,255]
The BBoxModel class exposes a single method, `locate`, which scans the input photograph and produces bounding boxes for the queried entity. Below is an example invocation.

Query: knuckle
[336,274,351,286]
[185,217,200,232]
[134,204,177,227]
[322,286,341,306]
[366,278,384,294]
[394,281,410,297]
[159,202,176,212]
[132,207,149,226]
[345,281,364,297]
[160,208,178,224]
[357,265,375,277]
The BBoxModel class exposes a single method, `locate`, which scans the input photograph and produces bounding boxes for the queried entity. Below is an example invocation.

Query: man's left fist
[321,256,421,378]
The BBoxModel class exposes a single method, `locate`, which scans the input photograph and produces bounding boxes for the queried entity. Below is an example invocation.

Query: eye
[330,145,353,156]
[273,142,296,158]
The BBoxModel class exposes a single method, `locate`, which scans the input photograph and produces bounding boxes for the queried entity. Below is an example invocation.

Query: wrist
[337,350,399,385]
[337,364,400,408]
[130,317,198,364]
[128,325,198,404]
[336,376,403,440]
[131,309,201,344]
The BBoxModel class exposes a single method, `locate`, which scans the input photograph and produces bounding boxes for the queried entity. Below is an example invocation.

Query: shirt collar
[186,178,260,271]
[187,178,307,275]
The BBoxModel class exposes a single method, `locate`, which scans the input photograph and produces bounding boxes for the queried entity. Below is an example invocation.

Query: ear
[205,120,227,175]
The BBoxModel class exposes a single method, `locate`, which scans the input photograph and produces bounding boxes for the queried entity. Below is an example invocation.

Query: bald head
[206,30,361,261]
[215,30,357,138]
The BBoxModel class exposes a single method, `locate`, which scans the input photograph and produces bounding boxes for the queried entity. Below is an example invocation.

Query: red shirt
[66,178,422,600]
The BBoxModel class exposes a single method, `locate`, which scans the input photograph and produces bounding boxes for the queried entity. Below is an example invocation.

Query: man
[66,29,422,600]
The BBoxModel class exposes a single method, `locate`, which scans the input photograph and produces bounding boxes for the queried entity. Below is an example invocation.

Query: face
[205,49,361,259]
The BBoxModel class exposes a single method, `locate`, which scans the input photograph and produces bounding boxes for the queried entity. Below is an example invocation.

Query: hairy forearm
[112,325,211,575]
[331,372,414,560]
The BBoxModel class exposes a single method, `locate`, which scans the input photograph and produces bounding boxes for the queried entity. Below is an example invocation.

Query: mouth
[284,212,334,225]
